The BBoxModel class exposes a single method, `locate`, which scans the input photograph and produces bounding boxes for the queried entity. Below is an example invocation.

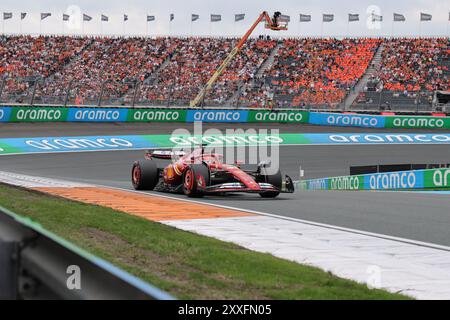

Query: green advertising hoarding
[424,168,450,188]
[328,175,365,190]
[298,175,364,191]
[385,116,450,129]
[247,110,309,123]
[127,108,187,122]
[10,107,69,122]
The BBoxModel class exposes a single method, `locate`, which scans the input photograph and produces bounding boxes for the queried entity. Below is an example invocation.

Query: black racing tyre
[258,167,282,198]
[131,160,159,190]
[182,163,210,198]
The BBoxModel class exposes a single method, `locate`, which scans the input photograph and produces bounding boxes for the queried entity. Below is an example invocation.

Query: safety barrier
[1,106,449,129]
[297,168,450,191]
[0,206,174,299]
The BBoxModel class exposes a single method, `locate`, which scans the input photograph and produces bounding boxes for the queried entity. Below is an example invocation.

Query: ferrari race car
[131,146,294,198]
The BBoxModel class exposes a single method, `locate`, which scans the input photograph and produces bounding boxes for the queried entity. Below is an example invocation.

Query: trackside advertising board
[0,106,449,129]
[127,109,187,122]
[247,110,309,123]
[309,112,386,128]
[0,107,12,122]
[185,109,248,122]
[9,107,69,122]
[298,168,450,191]
[385,116,450,129]
[67,108,128,122]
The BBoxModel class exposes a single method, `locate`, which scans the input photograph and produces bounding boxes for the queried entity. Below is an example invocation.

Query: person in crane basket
[272,11,281,27]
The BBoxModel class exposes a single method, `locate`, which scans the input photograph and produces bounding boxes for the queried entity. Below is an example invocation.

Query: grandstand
[0,35,448,110]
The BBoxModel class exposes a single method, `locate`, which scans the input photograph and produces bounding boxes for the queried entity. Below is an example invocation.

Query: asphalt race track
[1,123,450,246]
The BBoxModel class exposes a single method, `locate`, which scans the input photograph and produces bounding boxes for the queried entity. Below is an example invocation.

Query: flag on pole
[323,14,334,22]
[41,13,51,20]
[3,12,12,20]
[348,14,359,22]
[420,13,432,21]
[21,13,27,20]
[372,13,383,22]
[235,13,245,22]
[124,14,128,22]
[147,15,155,22]
[192,14,199,22]
[393,13,405,22]
[101,14,109,22]
[299,14,311,22]
[83,14,92,22]
[63,14,70,21]
[279,14,290,22]
[211,14,221,22]
[170,13,174,21]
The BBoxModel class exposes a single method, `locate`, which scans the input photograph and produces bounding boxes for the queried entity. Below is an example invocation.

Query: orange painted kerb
[33,187,253,221]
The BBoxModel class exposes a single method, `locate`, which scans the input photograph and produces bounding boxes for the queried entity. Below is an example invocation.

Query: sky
[0,0,449,37]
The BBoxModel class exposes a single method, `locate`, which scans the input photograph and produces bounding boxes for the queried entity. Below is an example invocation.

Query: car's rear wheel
[132,160,159,190]
[258,167,282,198]
[183,164,210,197]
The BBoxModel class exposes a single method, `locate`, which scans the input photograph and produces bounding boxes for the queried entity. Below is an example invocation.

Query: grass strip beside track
[0,184,409,300]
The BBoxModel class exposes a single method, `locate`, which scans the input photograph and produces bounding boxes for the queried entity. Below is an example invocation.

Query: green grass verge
[0,184,410,300]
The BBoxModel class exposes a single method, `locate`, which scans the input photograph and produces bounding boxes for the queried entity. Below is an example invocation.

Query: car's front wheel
[258,167,282,198]
[182,164,210,198]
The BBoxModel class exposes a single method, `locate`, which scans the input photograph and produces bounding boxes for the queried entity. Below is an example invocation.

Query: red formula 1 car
[131,145,294,198]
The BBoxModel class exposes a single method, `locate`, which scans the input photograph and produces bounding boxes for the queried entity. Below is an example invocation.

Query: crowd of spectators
[0,35,90,96]
[375,38,449,92]
[240,38,380,107]
[138,37,276,105]
[0,35,448,107]
[37,37,174,103]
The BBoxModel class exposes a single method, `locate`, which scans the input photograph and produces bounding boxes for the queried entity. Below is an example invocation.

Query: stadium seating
[0,35,90,100]
[376,38,448,92]
[137,37,276,106]
[239,38,381,108]
[351,38,449,110]
[36,37,174,105]
[0,35,448,108]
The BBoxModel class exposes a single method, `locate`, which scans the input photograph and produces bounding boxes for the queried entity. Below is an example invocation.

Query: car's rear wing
[146,150,186,160]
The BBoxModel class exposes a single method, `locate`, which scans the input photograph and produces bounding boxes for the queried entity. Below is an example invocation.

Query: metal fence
[1,77,444,112]
[0,77,349,109]
[351,90,436,112]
